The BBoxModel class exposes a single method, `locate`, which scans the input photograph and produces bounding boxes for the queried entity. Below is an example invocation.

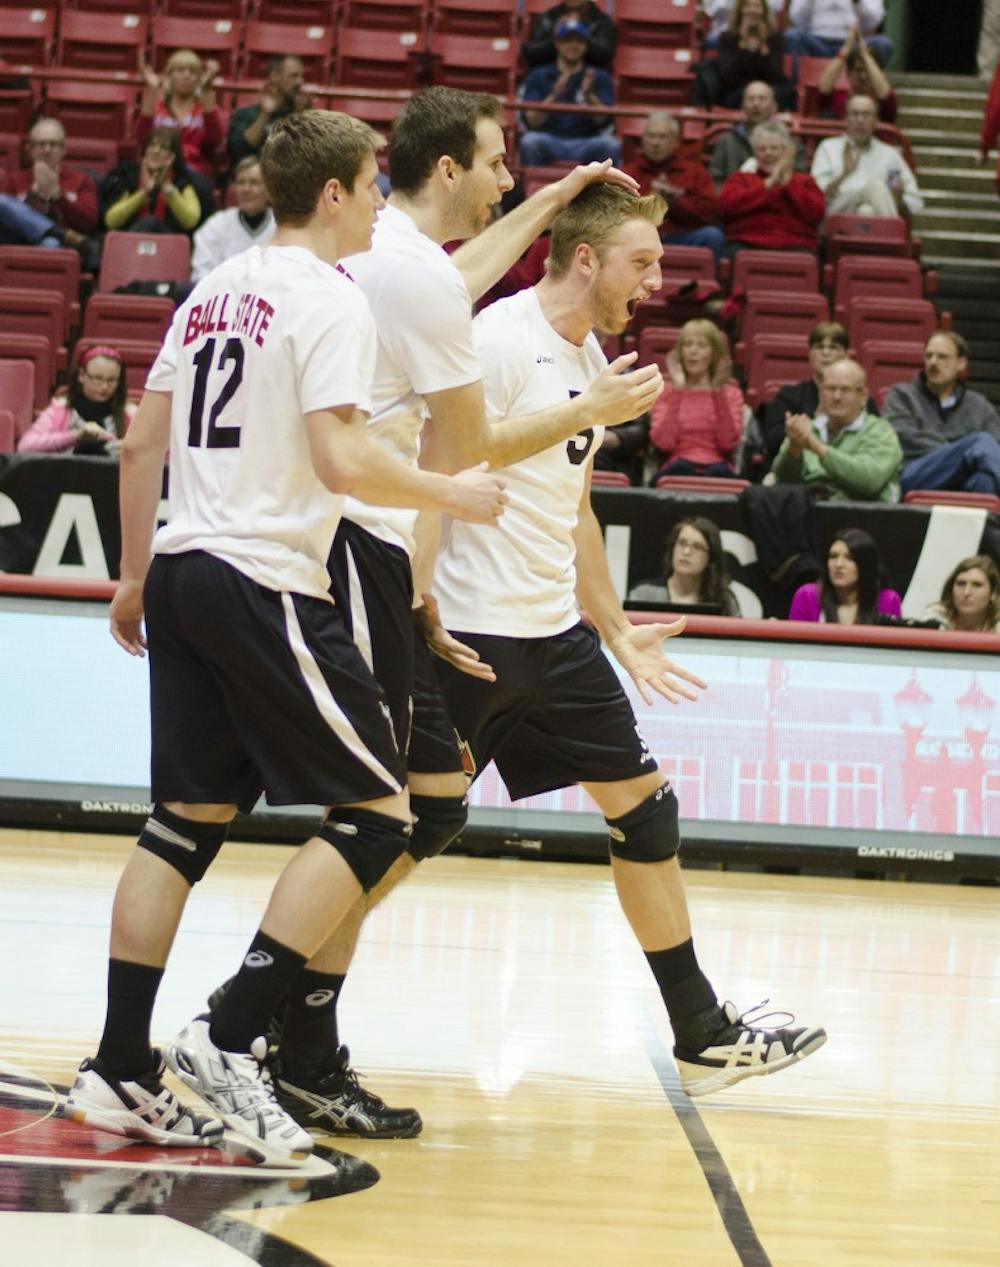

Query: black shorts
[145,551,405,811]
[431,621,658,801]
[408,635,465,776]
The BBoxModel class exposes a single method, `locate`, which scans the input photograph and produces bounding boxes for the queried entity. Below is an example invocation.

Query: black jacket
[522,1,617,69]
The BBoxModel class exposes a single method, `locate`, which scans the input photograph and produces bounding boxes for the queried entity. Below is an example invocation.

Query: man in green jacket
[227,55,308,166]
[772,356,902,501]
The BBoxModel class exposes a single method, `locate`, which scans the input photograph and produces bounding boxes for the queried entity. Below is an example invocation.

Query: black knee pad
[319,807,413,892]
[407,793,468,862]
[606,783,680,863]
[137,804,230,885]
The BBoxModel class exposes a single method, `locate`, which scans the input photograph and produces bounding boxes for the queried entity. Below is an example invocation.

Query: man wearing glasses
[0,117,98,248]
[810,94,921,218]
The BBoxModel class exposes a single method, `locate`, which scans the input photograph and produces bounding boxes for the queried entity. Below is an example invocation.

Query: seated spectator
[191,157,274,283]
[102,128,203,236]
[628,516,741,614]
[716,0,796,110]
[709,82,808,188]
[228,55,308,166]
[719,121,825,254]
[522,0,617,69]
[783,0,893,64]
[817,24,897,122]
[788,527,901,623]
[136,50,223,182]
[702,0,786,48]
[976,58,1000,196]
[520,19,621,166]
[623,112,724,263]
[772,357,902,501]
[811,95,922,219]
[0,117,97,249]
[17,345,134,456]
[649,320,744,482]
[884,332,1000,498]
[757,321,876,463]
[924,555,1000,633]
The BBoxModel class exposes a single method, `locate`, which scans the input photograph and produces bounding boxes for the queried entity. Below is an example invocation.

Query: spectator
[783,0,892,64]
[925,555,1000,633]
[628,516,741,614]
[622,112,724,263]
[811,94,922,218]
[719,120,825,253]
[522,0,617,70]
[594,414,649,484]
[702,0,787,47]
[772,357,902,501]
[884,332,1000,498]
[716,0,795,109]
[757,321,876,463]
[977,59,1000,195]
[17,345,134,456]
[0,117,97,248]
[136,50,223,182]
[788,527,901,623]
[227,55,308,166]
[520,19,621,166]
[102,127,203,235]
[649,319,744,482]
[191,157,274,283]
[709,81,808,187]
[979,0,1000,79]
[817,24,897,122]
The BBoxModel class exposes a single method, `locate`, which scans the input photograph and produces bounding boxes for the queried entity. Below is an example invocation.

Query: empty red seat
[151,15,242,78]
[615,47,695,108]
[823,213,912,264]
[160,0,245,16]
[0,7,56,66]
[518,163,574,197]
[243,19,334,81]
[830,255,927,325]
[429,32,518,93]
[431,0,518,38]
[72,337,161,396]
[796,55,846,117]
[637,325,683,371]
[859,338,925,409]
[615,0,697,48]
[846,296,937,352]
[257,0,332,19]
[590,469,633,487]
[0,359,35,441]
[0,334,54,411]
[660,244,717,282]
[334,26,426,91]
[58,10,150,73]
[0,287,66,372]
[655,475,749,494]
[62,135,121,177]
[745,333,813,405]
[730,248,819,296]
[903,489,1000,512]
[43,79,138,144]
[98,231,192,294]
[83,293,175,344]
[736,291,829,363]
[0,87,33,136]
[0,247,81,334]
[0,132,20,172]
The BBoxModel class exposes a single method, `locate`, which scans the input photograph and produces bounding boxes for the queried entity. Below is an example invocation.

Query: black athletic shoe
[273,1045,423,1140]
[675,1000,827,1097]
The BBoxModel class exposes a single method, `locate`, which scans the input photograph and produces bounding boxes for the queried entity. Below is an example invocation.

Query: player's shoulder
[349,206,465,296]
[474,287,537,339]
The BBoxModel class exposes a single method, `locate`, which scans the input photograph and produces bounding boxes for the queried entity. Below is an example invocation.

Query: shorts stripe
[345,542,374,675]
[280,592,402,794]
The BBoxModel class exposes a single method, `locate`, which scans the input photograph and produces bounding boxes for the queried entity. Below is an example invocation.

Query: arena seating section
[0,0,955,506]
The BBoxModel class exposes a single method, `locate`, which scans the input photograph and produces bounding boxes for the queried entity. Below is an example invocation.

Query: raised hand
[446,461,509,524]
[139,56,160,93]
[415,593,496,681]
[200,58,220,88]
[552,159,641,206]
[608,618,708,706]
[581,353,664,426]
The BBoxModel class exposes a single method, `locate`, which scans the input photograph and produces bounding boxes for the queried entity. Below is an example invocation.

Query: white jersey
[434,288,606,638]
[147,244,376,602]
[341,203,481,556]
[191,207,275,283]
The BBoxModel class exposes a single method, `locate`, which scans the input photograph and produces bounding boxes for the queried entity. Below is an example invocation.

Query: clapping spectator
[102,128,203,236]
[719,120,825,253]
[925,556,1000,633]
[136,50,223,182]
[628,516,741,614]
[817,23,897,121]
[0,118,96,249]
[716,0,795,109]
[811,95,921,218]
[522,0,617,69]
[884,332,1000,498]
[520,19,621,166]
[783,0,892,64]
[228,55,309,166]
[649,320,744,482]
[709,81,808,187]
[788,527,901,623]
[18,345,134,456]
[191,157,274,283]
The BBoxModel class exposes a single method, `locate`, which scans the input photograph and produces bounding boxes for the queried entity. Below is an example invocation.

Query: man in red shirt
[622,112,724,263]
[0,117,98,248]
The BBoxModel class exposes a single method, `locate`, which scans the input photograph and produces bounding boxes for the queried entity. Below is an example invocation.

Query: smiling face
[951,567,992,625]
[751,129,786,173]
[827,539,859,594]
[450,116,514,239]
[233,162,270,216]
[585,217,663,335]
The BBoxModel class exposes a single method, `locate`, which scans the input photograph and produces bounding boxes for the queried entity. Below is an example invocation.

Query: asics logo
[305,989,336,1007]
[244,950,274,969]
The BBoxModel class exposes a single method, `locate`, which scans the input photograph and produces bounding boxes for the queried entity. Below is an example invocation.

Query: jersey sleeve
[378,257,481,396]
[294,283,377,416]
[145,311,181,393]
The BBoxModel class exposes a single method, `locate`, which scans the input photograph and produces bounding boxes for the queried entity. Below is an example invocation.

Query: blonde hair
[678,318,729,379]
[547,185,665,279]
[164,49,203,100]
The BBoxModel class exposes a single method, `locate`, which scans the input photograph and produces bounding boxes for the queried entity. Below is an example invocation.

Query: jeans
[519,131,622,166]
[0,194,61,247]
[782,30,894,63]
[662,224,726,266]
[900,433,1000,497]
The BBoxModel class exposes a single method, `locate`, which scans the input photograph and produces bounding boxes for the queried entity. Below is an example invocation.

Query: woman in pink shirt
[18,345,135,456]
[649,319,745,483]
[788,528,902,624]
[136,49,224,180]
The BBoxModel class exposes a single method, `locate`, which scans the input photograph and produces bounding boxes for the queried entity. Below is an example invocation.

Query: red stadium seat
[0,287,66,372]
[903,489,1000,512]
[83,293,175,345]
[858,338,925,409]
[615,0,697,49]
[42,79,138,144]
[340,0,428,29]
[631,275,719,342]
[0,334,54,411]
[63,135,121,176]
[58,10,150,73]
[0,407,14,454]
[730,249,819,296]
[0,7,56,66]
[0,247,81,334]
[431,0,518,38]
[0,132,20,172]
[0,87,33,136]
[736,291,829,363]
[745,333,812,404]
[0,359,35,441]
[160,0,245,16]
[846,296,937,353]
[257,0,332,19]
[590,469,633,487]
[151,16,242,78]
[429,32,518,94]
[243,20,334,81]
[331,94,404,132]
[637,325,683,370]
[796,55,846,117]
[517,163,574,196]
[660,244,717,282]
[654,475,749,493]
[98,231,191,294]
[830,255,927,325]
[72,337,161,396]
[334,26,426,91]
[615,47,695,108]
[823,212,912,264]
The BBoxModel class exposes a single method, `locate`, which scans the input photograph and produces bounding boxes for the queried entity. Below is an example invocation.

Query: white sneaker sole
[678,1028,828,1098]
[65,1095,223,1148]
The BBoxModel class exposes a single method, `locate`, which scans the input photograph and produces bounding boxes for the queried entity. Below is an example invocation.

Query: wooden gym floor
[0,826,998,1266]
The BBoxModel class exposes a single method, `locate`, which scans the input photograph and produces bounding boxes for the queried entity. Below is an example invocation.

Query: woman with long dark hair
[788,528,901,624]
[629,515,740,614]
[18,345,134,456]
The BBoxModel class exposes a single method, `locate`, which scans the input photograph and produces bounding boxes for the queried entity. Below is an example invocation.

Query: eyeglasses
[30,139,65,150]
[675,537,709,555]
[82,369,121,388]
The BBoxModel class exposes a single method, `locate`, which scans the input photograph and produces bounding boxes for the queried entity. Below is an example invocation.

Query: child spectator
[18,345,134,456]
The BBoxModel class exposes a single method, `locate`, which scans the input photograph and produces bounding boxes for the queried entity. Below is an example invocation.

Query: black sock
[279,969,347,1067]
[210,930,307,1054]
[644,939,725,1051]
[96,959,164,1079]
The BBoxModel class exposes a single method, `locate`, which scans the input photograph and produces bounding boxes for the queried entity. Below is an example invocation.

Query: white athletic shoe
[166,1017,313,1161]
[675,1000,827,1098]
[66,1053,224,1147]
